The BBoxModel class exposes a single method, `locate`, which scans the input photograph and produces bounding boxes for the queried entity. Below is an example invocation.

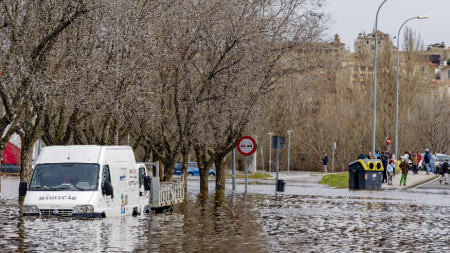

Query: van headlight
[23,205,39,214]
[73,205,94,213]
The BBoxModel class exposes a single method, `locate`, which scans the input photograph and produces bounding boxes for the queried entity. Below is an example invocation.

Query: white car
[418,153,448,171]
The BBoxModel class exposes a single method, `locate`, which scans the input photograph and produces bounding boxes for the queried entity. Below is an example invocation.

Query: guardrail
[158,180,185,207]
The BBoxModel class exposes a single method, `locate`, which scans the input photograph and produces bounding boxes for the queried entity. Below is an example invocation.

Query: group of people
[401,149,438,175]
[356,149,449,187]
[357,151,397,185]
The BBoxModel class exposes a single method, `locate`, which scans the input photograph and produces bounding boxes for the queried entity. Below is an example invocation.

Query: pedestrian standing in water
[439,160,449,185]
[322,154,329,174]
[387,159,395,186]
[399,158,409,186]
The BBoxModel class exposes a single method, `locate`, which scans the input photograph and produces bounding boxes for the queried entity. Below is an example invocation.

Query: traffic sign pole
[245,156,248,193]
[232,148,236,191]
[237,136,257,193]
[276,137,280,192]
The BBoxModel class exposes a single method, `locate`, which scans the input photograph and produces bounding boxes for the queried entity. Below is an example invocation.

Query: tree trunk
[163,160,175,182]
[181,150,188,192]
[0,142,7,192]
[18,138,35,204]
[215,157,226,191]
[194,146,209,193]
[158,161,164,182]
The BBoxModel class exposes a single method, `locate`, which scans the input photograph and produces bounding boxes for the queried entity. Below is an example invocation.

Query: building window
[360,74,365,79]
[368,67,373,72]
[367,41,369,44]
[353,74,357,79]
[353,66,358,72]
[448,70,450,79]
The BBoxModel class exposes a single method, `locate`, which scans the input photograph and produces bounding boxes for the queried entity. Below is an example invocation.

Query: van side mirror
[19,182,27,197]
[102,182,114,199]
[144,176,151,191]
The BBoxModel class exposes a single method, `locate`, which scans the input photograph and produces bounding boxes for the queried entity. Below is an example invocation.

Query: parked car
[174,162,216,176]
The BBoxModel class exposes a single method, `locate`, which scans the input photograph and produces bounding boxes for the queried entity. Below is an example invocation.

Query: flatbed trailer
[137,162,184,211]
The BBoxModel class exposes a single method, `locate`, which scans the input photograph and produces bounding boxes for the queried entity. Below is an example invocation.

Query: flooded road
[1,175,449,252]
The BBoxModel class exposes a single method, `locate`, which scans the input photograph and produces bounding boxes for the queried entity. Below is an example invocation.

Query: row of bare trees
[1,0,333,194]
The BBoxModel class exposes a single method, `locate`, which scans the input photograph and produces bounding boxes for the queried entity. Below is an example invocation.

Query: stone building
[354,30,392,57]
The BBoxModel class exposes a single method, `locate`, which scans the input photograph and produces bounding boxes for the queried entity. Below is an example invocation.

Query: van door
[138,165,150,213]
[99,164,114,216]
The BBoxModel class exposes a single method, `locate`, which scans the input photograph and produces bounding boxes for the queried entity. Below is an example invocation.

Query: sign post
[237,136,257,193]
[272,136,285,192]
[232,147,236,191]
[332,142,336,173]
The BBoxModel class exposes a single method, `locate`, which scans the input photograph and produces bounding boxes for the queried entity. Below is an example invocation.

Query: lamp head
[418,15,428,19]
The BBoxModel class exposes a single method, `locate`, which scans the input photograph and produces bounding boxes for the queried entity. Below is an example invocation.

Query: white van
[20,145,151,218]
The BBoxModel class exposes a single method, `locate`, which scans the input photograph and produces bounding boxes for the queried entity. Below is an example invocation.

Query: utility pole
[268,132,273,173]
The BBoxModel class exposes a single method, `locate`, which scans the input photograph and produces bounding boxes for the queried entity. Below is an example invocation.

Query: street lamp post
[268,132,273,173]
[287,130,293,175]
[372,0,388,155]
[394,15,428,161]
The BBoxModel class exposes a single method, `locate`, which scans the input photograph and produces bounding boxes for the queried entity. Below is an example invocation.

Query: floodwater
[1,175,449,252]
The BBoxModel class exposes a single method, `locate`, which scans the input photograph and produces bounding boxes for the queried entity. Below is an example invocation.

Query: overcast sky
[325,0,450,52]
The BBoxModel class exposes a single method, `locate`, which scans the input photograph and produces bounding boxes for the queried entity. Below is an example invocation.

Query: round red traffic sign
[237,136,257,156]
[386,137,391,145]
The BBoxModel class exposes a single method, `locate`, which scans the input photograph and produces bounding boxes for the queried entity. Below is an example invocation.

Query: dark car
[174,162,216,176]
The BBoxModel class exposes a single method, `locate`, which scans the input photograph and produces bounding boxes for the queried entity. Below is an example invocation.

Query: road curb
[412,174,441,189]
[406,174,439,189]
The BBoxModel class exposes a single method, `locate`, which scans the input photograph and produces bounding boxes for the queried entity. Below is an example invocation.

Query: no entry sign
[237,136,257,156]
[386,137,391,145]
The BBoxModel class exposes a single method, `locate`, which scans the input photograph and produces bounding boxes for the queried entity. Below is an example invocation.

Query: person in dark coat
[358,153,366,159]
[439,160,449,185]
[381,152,388,183]
[322,154,329,173]
[424,149,431,175]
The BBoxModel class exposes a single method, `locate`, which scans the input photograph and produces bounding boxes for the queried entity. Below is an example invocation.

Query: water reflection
[1,176,450,252]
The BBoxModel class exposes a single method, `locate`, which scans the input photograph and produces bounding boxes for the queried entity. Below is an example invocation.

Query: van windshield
[29,163,100,191]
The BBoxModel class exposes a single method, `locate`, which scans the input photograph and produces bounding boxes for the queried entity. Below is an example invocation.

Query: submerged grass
[319,172,349,188]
